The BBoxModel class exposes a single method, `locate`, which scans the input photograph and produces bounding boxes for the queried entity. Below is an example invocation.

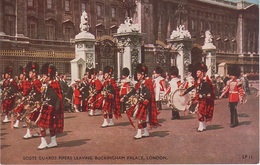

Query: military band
[1,61,251,149]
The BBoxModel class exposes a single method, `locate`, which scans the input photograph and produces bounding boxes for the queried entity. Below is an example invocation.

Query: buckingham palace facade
[0,0,258,79]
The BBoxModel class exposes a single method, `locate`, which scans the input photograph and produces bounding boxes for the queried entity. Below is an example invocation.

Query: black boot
[234,109,239,127]
[171,110,180,120]
[230,108,238,128]
[156,101,161,110]
[158,101,162,110]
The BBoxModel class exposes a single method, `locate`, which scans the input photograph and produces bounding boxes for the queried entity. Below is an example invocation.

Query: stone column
[71,11,95,82]
[114,32,144,77]
[71,32,95,81]
[167,38,192,81]
[203,49,217,78]
[0,0,4,34]
[202,30,217,78]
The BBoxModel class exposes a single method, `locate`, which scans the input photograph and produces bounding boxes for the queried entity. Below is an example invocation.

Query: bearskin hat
[135,63,148,76]
[19,66,27,75]
[4,66,13,76]
[188,64,196,79]
[122,67,130,77]
[41,63,56,79]
[134,63,148,81]
[188,64,193,73]
[88,68,96,79]
[228,65,241,78]
[103,66,113,75]
[189,62,208,79]
[170,66,179,76]
[194,62,208,73]
[155,66,163,75]
[26,61,39,75]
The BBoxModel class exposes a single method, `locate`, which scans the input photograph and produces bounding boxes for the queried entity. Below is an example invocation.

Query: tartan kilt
[102,98,113,114]
[127,103,147,121]
[197,98,214,121]
[37,105,64,133]
[14,104,24,114]
[86,94,103,111]
[29,108,40,122]
[2,98,15,113]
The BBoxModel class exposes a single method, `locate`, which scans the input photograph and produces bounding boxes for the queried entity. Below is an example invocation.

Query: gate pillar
[114,17,145,77]
[202,30,217,78]
[71,11,95,82]
[167,25,192,81]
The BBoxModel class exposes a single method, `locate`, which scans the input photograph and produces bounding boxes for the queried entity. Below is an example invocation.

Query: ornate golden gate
[0,50,74,77]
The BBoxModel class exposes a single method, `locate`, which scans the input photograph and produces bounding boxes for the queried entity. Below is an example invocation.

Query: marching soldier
[22,62,42,139]
[181,62,215,132]
[153,66,167,110]
[1,66,18,123]
[37,63,64,149]
[85,68,103,116]
[100,66,121,127]
[122,63,160,139]
[220,65,245,128]
[119,67,131,113]
[13,66,30,128]
[164,66,182,119]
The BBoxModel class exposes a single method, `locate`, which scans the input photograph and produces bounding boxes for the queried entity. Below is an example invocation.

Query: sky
[228,0,259,5]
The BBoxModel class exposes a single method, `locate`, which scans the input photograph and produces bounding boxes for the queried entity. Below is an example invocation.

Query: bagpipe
[86,85,97,101]
[89,83,114,106]
[125,80,148,107]
[126,93,146,106]
[1,86,20,101]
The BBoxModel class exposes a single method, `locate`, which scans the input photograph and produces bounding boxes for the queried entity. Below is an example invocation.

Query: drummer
[164,66,182,119]
[180,62,215,132]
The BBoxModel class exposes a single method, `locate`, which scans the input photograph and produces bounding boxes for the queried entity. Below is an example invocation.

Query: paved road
[1,95,259,164]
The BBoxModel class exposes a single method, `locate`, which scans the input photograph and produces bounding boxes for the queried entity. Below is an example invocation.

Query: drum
[169,88,191,111]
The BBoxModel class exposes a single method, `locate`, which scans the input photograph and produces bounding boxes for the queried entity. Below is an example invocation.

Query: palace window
[96,3,103,18]
[65,0,70,12]
[191,20,195,30]
[5,19,15,36]
[81,2,87,12]
[28,0,34,7]
[64,27,71,41]
[28,22,37,39]
[47,0,53,9]
[96,24,104,37]
[47,24,55,40]
[110,25,117,35]
[111,7,116,18]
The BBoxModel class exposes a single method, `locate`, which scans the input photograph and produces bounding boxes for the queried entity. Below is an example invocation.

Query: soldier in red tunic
[153,66,167,110]
[119,67,132,113]
[220,65,245,128]
[37,63,64,149]
[122,63,160,139]
[1,66,18,123]
[85,68,103,116]
[181,62,215,132]
[100,66,121,127]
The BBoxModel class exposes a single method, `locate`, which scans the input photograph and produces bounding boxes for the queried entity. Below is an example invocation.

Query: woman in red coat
[73,83,81,112]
